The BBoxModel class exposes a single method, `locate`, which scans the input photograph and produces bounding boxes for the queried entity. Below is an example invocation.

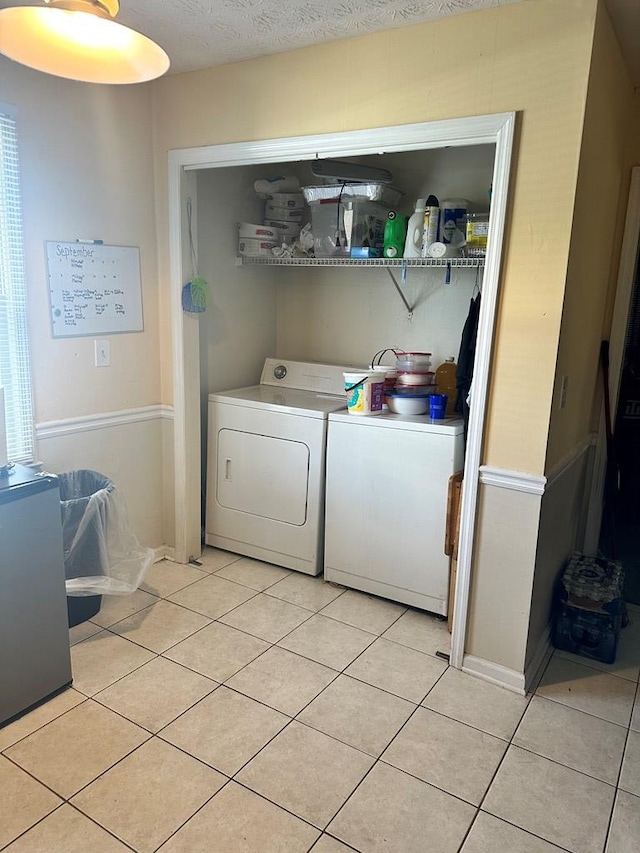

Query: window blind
[0,106,34,462]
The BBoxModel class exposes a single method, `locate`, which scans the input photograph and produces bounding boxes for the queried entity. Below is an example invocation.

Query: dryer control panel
[260,358,358,397]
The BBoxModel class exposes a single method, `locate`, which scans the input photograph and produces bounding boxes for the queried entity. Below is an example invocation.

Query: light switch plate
[94,339,110,367]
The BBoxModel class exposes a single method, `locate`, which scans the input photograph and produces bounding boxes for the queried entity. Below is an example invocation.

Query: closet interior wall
[195,145,495,504]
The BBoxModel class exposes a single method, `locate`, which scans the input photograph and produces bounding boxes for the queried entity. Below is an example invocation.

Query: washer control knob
[273,364,287,380]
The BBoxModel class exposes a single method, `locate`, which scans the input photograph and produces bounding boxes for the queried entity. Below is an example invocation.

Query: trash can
[58,470,154,627]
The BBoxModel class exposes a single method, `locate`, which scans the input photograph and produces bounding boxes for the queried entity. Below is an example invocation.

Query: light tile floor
[1,548,639,852]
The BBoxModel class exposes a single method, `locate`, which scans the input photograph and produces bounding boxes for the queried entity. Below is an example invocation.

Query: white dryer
[205,358,353,575]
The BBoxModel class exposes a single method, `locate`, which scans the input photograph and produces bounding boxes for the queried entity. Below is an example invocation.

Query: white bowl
[386,393,429,415]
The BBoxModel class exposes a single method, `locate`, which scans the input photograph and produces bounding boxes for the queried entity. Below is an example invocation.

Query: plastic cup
[429,394,448,419]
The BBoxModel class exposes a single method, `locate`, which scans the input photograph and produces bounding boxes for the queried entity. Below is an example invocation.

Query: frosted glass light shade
[0,2,170,84]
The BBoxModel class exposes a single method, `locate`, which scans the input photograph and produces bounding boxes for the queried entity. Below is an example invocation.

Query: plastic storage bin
[59,470,154,626]
[309,199,390,258]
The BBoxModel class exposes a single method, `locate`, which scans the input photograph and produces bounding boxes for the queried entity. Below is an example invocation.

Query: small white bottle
[403,198,427,258]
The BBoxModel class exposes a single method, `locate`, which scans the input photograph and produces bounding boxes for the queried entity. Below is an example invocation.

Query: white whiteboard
[46,242,143,337]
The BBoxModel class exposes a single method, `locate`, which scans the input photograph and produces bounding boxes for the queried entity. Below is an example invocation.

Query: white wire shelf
[236,255,485,268]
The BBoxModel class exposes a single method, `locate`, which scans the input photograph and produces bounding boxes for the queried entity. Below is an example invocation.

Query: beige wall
[1,58,164,547]
[152,0,597,477]
[1,61,160,421]
[522,2,636,671]
[526,447,590,672]
[546,2,635,471]
[150,0,600,671]
[466,484,542,674]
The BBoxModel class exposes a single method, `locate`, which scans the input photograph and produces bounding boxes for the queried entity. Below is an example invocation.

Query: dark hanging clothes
[456,292,481,443]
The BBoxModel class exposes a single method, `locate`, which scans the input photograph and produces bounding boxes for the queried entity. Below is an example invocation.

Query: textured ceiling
[0,0,638,83]
[118,0,524,73]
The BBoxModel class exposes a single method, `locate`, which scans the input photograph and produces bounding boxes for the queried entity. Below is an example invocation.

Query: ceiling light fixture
[0,0,170,84]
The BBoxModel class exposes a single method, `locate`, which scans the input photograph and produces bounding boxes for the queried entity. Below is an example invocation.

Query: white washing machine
[325,411,464,614]
[205,358,355,575]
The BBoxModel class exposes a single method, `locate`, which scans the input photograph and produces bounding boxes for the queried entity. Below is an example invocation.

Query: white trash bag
[59,469,154,597]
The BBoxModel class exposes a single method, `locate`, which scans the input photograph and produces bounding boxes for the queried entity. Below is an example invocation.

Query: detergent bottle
[403,198,427,258]
[383,211,408,258]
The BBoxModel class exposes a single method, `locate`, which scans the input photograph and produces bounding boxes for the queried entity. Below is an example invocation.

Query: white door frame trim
[583,166,640,553]
[167,111,516,670]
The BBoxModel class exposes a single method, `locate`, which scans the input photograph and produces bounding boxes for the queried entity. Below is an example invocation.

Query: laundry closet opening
[168,113,516,669]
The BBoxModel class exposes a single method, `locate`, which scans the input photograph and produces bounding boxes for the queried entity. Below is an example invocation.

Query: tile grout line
[602,677,640,852]
[0,799,139,853]
[548,650,640,685]
[2,560,441,851]
[468,643,634,853]
[529,692,632,732]
[20,556,631,852]
[0,693,92,755]
[68,622,629,853]
[310,664,454,845]
[454,652,555,853]
[148,610,453,842]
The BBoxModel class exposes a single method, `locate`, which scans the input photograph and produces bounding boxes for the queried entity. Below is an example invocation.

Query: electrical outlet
[560,375,569,409]
[94,339,110,367]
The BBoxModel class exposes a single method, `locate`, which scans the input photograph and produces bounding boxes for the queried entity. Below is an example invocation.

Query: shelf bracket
[386,265,415,319]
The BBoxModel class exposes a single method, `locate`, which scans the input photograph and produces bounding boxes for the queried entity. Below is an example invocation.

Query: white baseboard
[152,545,175,562]
[524,623,553,693]
[462,654,526,695]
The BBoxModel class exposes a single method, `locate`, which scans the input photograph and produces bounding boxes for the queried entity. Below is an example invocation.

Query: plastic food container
[396,371,435,386]
[238,237,277,257]
[238,222,278,240]
[394,384,434,396]
[395,352,432,372]
[386,392,430,415]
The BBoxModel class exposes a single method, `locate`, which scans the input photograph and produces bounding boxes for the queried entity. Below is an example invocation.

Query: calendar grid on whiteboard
[46,242,144,337]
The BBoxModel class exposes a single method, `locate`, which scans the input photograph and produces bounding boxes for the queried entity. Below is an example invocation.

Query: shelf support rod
[386,266,414,319]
